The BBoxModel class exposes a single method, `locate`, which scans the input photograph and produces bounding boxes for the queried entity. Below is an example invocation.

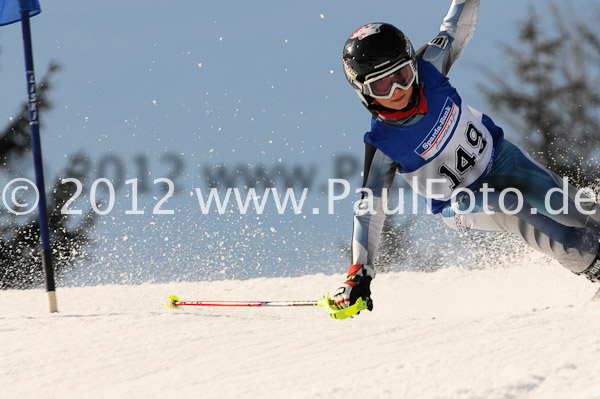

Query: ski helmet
[342,23,418,110]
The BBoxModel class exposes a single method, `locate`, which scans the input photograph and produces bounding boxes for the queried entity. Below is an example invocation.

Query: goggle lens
[369,63,415,97]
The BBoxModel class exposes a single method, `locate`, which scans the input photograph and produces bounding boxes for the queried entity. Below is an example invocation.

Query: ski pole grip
[318,293,369,320]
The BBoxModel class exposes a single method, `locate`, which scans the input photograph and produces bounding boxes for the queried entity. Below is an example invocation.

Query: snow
[3,253,600,399]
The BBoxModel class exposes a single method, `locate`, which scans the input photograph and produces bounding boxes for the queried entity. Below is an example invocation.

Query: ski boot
[578,255,600,283]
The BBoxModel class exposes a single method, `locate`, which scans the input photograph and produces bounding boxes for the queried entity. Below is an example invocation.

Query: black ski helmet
[342,23,418,110]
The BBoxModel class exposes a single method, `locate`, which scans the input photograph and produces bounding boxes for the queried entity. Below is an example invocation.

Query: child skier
[333,0,600,311]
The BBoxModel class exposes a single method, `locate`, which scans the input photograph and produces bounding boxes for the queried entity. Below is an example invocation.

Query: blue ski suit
[351,0,600,273]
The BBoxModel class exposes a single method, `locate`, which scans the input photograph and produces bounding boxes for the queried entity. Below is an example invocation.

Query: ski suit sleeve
[416,0,480,76]
[351,142,398,265]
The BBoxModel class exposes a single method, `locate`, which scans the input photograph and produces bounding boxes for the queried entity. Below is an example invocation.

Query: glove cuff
[347,264,376,279]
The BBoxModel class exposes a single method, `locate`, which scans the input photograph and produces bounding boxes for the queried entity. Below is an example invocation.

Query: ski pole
[166,294,370,320]
[169,298,319,307]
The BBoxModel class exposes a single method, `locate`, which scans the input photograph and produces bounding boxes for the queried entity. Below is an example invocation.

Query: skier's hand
[333,264,375,311]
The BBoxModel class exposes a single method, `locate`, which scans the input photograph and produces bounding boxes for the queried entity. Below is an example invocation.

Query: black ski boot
[579,255,600,283]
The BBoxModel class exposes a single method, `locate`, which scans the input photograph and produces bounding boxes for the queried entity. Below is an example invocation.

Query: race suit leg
[441,140,600,273]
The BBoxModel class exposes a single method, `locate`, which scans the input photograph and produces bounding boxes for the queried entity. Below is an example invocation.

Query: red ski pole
[165,294,370,320]
[167,296,319,308]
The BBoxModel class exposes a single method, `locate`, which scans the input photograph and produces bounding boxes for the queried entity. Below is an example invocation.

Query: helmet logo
[350,23,383,40]
[343,60,358,79]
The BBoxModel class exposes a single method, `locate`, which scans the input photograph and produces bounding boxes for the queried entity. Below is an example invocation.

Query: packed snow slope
[3,252,600,399]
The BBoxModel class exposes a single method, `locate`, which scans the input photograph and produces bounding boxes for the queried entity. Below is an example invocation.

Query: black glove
[333,264,375,311]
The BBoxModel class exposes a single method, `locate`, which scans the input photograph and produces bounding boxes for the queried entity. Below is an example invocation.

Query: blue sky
[1,0,597,284]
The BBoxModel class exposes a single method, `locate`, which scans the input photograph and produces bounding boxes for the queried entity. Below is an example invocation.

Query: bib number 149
[438,123,487,190]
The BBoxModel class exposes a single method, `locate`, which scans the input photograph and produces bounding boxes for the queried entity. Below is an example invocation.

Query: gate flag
[0,0,58,313]
[0,0,40,26]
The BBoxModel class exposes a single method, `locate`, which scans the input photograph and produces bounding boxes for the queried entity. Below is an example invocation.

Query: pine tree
[479,3,600,187]
[0,62,97,289]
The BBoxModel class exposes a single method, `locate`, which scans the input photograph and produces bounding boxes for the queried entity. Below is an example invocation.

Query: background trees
[479,2,600,187]
[0,63,96,289]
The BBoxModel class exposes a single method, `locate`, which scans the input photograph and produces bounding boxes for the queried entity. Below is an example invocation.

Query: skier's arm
[351,143,397,265]
[333,143,396,310]
[417,0,480,76]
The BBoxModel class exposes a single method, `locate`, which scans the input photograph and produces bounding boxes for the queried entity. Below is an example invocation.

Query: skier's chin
[389,95,408,109]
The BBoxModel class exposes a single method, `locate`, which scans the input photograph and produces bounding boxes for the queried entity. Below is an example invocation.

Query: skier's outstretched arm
[351,144,397,266]
[332,143,397,310]
[417,0,480,76]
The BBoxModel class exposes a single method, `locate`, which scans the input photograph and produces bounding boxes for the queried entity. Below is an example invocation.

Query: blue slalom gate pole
[20,10,57,312]
[1,1,56,310]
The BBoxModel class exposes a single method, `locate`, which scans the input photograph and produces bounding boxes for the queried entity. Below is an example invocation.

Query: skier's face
[374,84,414,110]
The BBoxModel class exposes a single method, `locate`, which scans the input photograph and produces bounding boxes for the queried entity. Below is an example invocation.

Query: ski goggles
[362,60,416,99]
